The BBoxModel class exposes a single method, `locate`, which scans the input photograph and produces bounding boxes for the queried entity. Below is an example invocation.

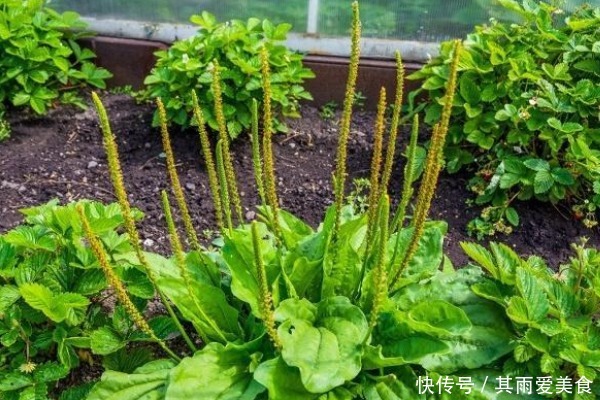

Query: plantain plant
[77,4,523,400]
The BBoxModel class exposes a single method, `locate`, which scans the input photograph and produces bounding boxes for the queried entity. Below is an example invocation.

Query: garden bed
[1,93,597,267]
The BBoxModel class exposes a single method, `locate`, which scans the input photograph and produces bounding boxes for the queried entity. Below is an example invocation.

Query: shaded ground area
[1,94,597,267]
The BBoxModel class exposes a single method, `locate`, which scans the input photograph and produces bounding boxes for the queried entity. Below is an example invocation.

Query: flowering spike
[380,51,405,194]
[215,140,233,233]
[251,98,266,205]
[333,1,361,238]
[389,41,461,290]
[366,87,387,245]
[156,97,200,251]
[77,205,180,361]
[251,221,281,350]
[211,61,243,224]
[260,46,282,242]
[91,93,196,352]
[191,90,224,232]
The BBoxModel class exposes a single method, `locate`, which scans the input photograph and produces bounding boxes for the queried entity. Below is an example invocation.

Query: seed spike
[332,0,361,239]
[77,205,180,362]
[156,97,200,251]
[251,98,266,205]
[211,60,243,225]
[215,140,233,233]
[380,51,405,194]
[389,40,461,290]
[260,45,283,243]
[365,87,387,249]
[251,221,281,350]
[91,93,196,353]
[191,90,224,232]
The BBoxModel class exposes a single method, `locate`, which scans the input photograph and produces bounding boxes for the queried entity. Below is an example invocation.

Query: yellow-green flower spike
[211,61,243,225]
[333,1,361,238]
[161,190,228,344]
[216,140,233,233]
[389,41,461,290]
[156,97,200,251]
[260,46,282,242]
[91,93,196,353]
[251,98,266,205]
[366,87,387,246]
[251,221,281,350]
[380,51,405,193]
[77,205,181,362]
[191,90,224,232]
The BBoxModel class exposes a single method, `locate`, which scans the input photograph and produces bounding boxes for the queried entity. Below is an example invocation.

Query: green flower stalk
[191,90,224,232]
[390,113,419,231]
[251,98,266,205]
[388,40,461,290]
[368,195,390,331]
[91,92,195,353]
[333,0,361,238]
[216,140,233,233]
[211,60,243,225]
[380,51,405,194]
[161,190,228,344]
[251,221,281,350]
[366,87,387,246]
[77,204,181,362]
[260,45,282,242]
[156,97,200,251]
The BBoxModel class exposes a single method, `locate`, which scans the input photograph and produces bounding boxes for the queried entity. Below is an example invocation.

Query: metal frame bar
[82,17,439,61]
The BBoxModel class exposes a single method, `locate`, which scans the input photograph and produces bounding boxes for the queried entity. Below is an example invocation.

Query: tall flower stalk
[191,90,224,232]
[91,93,194,351]
[388,40,462,290]
[211,61,243,225]
[156,97,200,251]
[250,98,266,205]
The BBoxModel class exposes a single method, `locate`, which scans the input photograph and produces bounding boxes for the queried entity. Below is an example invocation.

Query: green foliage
[319,101,338,120]
[0,0,112,118]
[142,12,314,138]
[411,0,600,235]
[0,110,10,142]
[0,200,164,398]
[464,239,600,396]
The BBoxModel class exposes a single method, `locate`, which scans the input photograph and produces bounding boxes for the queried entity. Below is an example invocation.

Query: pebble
[87,161,99,169]
[143,238,155,248]
[289,142,296,149]
[144,142,152,149]
[18,185,26,193]
[185,182,196,191]
[1,180,19,190]
[245,211,256,221]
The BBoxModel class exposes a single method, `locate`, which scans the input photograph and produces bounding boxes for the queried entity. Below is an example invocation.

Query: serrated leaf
[524,159,550,172]
[534,170,554,194]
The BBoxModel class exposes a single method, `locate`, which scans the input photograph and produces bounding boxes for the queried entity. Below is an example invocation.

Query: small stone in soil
[87,161,99,169]
[143,238,155,248]
[245,211,256,221]
[185,183,196,191]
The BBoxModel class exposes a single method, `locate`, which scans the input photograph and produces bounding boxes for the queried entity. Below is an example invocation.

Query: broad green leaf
[138,252,241,342]
[0,285,21,313]
[87,360,175,400]
[19,283,89,325]
[504,207,519,226]
[524,159,550,172]
[254,357,318,400]
[459,74,480,105]
[408,300,472,337]
[166,341,265,400]
[276,297,368,393]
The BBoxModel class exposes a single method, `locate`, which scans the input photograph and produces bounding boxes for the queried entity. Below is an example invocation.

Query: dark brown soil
[1,94,597,267]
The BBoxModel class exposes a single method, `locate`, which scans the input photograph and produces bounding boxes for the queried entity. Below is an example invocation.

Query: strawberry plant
[142,11,314,138]
[463,239,600,397]
[410,0,600,237]
[0,0,112,140]
[0,200,176,399]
